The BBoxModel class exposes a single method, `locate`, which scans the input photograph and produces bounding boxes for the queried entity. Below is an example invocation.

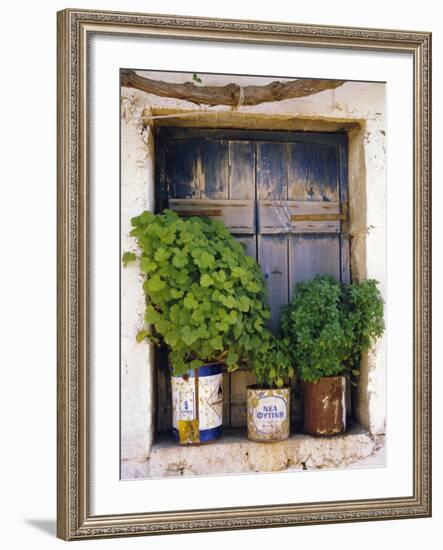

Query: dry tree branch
[121,69,345,107]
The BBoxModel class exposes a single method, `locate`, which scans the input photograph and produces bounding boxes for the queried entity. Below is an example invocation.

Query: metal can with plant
[123,209,271,444]
[281,275,384,435]
[247,335,293,442]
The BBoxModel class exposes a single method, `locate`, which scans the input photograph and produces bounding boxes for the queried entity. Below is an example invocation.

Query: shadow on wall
[24,519,56,537]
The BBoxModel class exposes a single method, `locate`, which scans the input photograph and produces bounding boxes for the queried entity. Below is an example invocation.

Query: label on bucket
[172,373,223,431]
[248,389,290,441]
[253,396,287,433]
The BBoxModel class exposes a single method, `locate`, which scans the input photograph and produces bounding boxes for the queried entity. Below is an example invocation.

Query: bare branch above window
[120,69,346,107]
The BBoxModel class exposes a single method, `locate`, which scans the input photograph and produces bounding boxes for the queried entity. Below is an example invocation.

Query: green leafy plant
[123,209,271,376]
[251,333,294,389]
[341,279,385,371]
[281,275,384,382]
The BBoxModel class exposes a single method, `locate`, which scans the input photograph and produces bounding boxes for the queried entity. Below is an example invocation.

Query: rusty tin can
[247,386,290,442]
[171,363,223,445]
[302,375,346,436]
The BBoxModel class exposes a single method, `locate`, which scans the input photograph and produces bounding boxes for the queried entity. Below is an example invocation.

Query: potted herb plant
[281,275,384,436]
[246,334,294,442]
[123,209,270,445]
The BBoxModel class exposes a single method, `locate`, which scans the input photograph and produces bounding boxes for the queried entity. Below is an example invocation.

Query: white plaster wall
[120,90,155,478]
[120,74,387,478]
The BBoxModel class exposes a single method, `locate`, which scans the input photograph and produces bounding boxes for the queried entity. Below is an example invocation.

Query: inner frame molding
[57,8,431,540]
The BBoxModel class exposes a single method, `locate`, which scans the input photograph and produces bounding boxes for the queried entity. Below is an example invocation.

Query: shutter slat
[169,198,255,234]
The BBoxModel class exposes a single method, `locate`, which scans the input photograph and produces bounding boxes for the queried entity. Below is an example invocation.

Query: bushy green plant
[251,333,294,388]
[281,275,384,382]
[281,276,344,382]
[123,209,271,376]
[341,279,385,368]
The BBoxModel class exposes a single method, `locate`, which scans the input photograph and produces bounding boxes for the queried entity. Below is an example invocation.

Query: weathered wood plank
[235,236,257,259]
[290,375,302,427]
[154,134,168,212]
[155,348,172,433]
[258,200,341,234]
[229,370,256,428]
[158,127,348,146]
[199,139,229,199]
[166,139,200,199]
[229,141,256,199]
[257,142,289,333]
[257,141,288,199]
[222,371,231,426]
[288,234,341,292]
[287,142,339,202]
[258,235,289,332]
[168,198,255,234]
[338,139,351,284]
[228,140,257,428]
[262,221,340,234]
[338,138,351,416]
[259,200,341,213]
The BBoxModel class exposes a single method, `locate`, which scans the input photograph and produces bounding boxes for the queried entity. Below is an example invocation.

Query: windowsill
[145,423,385,478]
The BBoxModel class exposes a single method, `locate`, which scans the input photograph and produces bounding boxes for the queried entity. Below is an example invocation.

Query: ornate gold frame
[57,8,431,540]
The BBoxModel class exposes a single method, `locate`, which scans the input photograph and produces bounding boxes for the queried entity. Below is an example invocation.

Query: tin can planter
[302,375,346,436]
[171,363,223,445]
[247,385,290,442]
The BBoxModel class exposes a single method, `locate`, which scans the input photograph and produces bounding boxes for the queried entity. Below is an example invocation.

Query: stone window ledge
[143,424,385,479]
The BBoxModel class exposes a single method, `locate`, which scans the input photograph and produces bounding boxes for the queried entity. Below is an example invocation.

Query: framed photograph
[57,8,431,540]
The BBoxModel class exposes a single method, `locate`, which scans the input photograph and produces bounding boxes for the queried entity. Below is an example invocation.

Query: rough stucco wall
[120,75,387,479]
[120,90,155,478]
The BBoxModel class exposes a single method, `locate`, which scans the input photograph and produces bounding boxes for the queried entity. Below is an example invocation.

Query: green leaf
[172,254,188,268]
[176,269,190,285]
[210,336,223,350]
[189,359,202,370]
[253,318,263,331]
[136,329,148,343]
[122,251,137,267]
[226,351,239,367]
[238,296,251,312]
[154,248,171,263]
[146,275,165,292]
[139,257,157,273]
[214,270,226,283]
[198,252,215,269]
[224,295,236,309]
[215,320,229,332]
[131,210,154,227]
[184,293,198,310]
[191,309,204,324]
[200,274,214,287]
[247,281,260,293]
[170,288,184,299]
[227,310,238,324]
[144,305,158,324]
[181,325,198,345]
